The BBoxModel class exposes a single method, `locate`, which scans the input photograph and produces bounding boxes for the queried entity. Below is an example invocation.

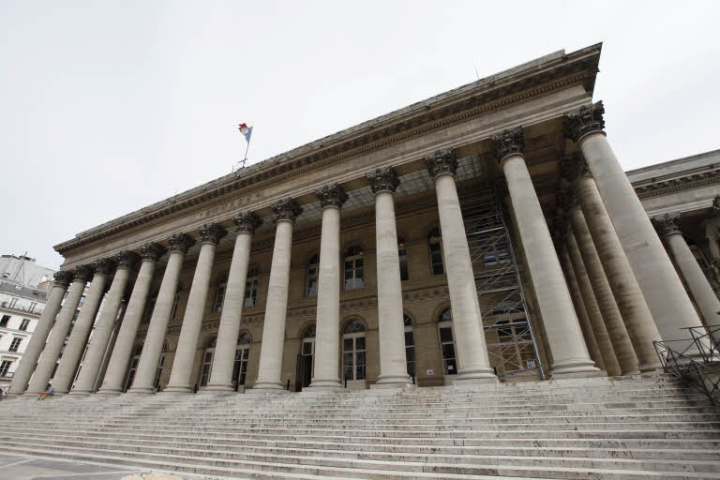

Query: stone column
[165,224,227,393]
[251,198,302,391]
[564,232,621,377]
[8,271,73,395]
[558,245,605,371]
[71,252,138,395]
[367,169,413,388]
[98,243,166,394]
[129,234,193,394]
[491,127,599,378]
[562,156,663,372]
[565,102,704,340]
[206,212,261,392]
[654,214,720,327]
[564,199,640,375]
[307,184,348,390]
[53,259,116,394]
[27,266,94,394]
[424,150,496,383]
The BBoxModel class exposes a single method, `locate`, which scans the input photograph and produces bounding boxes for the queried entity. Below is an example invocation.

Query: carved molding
[634,168,720,199]
[564,100,605,142]
[366,167,400,194]
[93,258,116,276]
[53,270,74,288]
[141,243,168,262]
[272,198,303,224]
[315,183,348,209]
[653,213,682,237]
[167,233,194,254]
[424,149,458,179]
[116,251,140,271]
[559,154,591,182]
[73,265,94,283]
[490,126,525,163]
[198,223,227,245]
[233,211,262,235]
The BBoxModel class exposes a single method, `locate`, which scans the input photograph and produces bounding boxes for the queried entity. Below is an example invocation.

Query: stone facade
[9,43,720,396]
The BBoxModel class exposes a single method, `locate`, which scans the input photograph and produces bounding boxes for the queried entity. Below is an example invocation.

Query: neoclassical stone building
[9,43,720,397]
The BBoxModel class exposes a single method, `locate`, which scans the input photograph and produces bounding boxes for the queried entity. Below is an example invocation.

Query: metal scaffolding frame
[463,189,544,379]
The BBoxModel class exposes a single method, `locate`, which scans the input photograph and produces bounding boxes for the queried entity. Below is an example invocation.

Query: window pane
[439,327,454,343]
[405,347,415,362]
[356,365,366,380]
[343,365,353,380]
[344,338,353,350]
[404,331,415,346]
[356,351,365,366]
[446,358,457,374]
[303,342,312,355]
[442,343,456,359]
[356,337,365,350]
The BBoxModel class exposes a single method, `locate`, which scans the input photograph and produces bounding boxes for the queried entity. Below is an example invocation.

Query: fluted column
[307,184,347,390]
[165,224,227,393]
[53,259,116,393]
[367,169,413,388]
[655,214,720,327]
[565,102,703,340]
[558,245,605,371]
[425,150,496,383]
[491,127,599,378]
[27,266,94,394]
[129,234,193,394]
[564,232,621,376]
[251,198,302,391]
[565,199,640,375]
[8,271,73,395]
[98,243,166,394]
[562,156,663,372]
[206,213,261,392]
[71,252,138,395]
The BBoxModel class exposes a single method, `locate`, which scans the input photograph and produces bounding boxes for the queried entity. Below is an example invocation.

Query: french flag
[238,123,253,143]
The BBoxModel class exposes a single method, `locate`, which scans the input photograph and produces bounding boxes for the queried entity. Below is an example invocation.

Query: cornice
[54,45,601,256]
[633,166,720,199]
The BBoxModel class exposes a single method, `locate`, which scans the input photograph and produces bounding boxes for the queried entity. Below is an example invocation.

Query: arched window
[344,246,364,290]
[404,314,415,377]
[233,332,252,387]
[398,237,409,281]
[244,264,260,307]
[199,337,217,387]
[437,308,457,375]
[343,320,366,381]
[154,342,168,389]
[213,276,228,313]
[124,345,143,391]
[428,228,444,275]
[306,254,319,297]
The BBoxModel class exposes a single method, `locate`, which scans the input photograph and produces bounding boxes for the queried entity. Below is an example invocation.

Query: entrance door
[295,354,312,391]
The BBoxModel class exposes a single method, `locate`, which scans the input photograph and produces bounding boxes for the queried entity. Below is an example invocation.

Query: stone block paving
[0,453,232,480]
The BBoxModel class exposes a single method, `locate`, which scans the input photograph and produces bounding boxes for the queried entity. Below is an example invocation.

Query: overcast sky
[1,1,719,271]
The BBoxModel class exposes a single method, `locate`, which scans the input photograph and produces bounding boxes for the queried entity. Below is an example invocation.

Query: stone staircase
[1,374,719,479]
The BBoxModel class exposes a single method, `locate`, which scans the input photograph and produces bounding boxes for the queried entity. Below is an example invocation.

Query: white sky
[1,1,719,270]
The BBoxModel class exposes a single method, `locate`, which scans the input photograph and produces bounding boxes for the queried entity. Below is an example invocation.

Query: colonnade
[9,101,716,396]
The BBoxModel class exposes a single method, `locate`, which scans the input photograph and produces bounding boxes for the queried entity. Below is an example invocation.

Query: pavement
[0,453,234,480]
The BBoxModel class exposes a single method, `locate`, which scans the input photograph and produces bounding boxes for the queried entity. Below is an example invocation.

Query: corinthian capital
[559,154,591,183]
[424,149,458,179]
[198,223,227,245]
[564,101,606,142]
[167,233,194,254]
[116,251,140,271]
[272,198,303,224]
[315,183,348,209]
[73,265,94,282]
[53,270,74,288]
[141,242,167,262]
[366,167,400,194]
[490,126,525,163]
[710,195,720,218]
[556,191,578,213]
[93,258,116,276]
[233,211,262,235]
[653,213,682,238]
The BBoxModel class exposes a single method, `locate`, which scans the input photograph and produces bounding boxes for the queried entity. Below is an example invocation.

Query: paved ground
[0,453,233,480]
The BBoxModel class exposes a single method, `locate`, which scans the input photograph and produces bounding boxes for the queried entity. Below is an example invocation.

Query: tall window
[124,345,143,391]
[306,255,319,297]
[8,298,18,309]
[0,360,12,377]
[428,228,444,275]
[398,237,409,281]
[19,318,30,331]
[233,332,252,387]
[154,343,168,389]
[344,246,364,291]
[143,295,157,324]
[9,337,21,352]
[199,337,217,387]
[0,315,9,327]
[213,278,227,313]
[342,320,366,381]
[244,265,259,307]
[170,293,181,320]
[438,308,457,375]
[302,325,316,375]
[404,314,416,377]
[29,302,37,313]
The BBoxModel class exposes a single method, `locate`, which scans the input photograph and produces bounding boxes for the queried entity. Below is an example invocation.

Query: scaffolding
[463,190,544,379]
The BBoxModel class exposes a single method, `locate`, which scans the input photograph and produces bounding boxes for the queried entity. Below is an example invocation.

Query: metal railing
[654,324,720,405]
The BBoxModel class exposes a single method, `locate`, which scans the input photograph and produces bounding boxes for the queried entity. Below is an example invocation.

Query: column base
[550,367,606,380]
[371,374,414,389]
[202,384,236,394]
[621,370,642,376]
[125,387,156,395]
[162,386,193,394]
[304,379,343,391]
[94,389,122,396]
[453,371,499,386]
[549,359,602,378]
[247,381,289,394]
[68,390,93,397]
